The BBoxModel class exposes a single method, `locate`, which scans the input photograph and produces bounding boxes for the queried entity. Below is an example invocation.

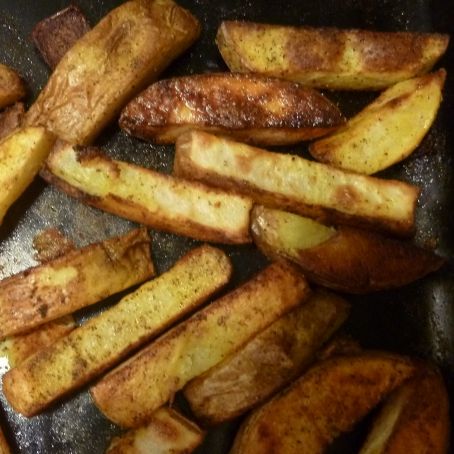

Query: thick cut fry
[217,21,449,90]
[0,425,11,454]
[174,131,419,236]
[2,245,231,417]
[184,290,350,426]
[0,63,26,109]
[24,0,200,145]
[231,353,417,454]
[41,142,253,244]
[251,206,444,293]
[0,103,24,142]
[91,261,310,428]
[106,407,205,454]
[119,72,345,146]
[310,70,446,174]
[32,227,76,263]
[360,368,450,454]
[0,126,55,223]
[0,228,154,339]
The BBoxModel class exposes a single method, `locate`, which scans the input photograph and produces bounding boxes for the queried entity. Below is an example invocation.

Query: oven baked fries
[2,245,231,416]
[0,63,26,109]
[0,228,154,339]
[310,70,446,174]
[41,141,252,244]
[0,126,55,224]
[91,261,310,428]
[174,131,419,236]
[231,353,417,454]
[251,206,444,293]
[106,407,205,454]
[216,22,449,90]
[24,0,200,145]
[0,424,11,454]
[360,367,450,454]
[0,103,24,141]
[183,290,350,426]
[119,73,344,146]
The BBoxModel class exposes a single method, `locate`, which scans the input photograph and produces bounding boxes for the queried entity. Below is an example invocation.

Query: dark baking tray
[0,0,453,452]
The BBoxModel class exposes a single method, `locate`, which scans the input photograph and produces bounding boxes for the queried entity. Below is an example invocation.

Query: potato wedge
[183,290,349,426]
[106,407,205,454]
[174,131,419,236]
[0,63,26,109]
[32,227,76,263]
[310,70,446,174]
[360,368,450,454]
[231,353,417,454]
[0,227,155,339]
[316,335,362,361]
[24,0,200,145]
[41,141,253,244]
[2,245,231,416]
[91,261,310,428]
[0,103,24,142]
[0,425,11,454]
[217,21,449,90]
[31,5,91,69]
[0,126,55,224]
[251,206,444,293]
[119,72,344,146]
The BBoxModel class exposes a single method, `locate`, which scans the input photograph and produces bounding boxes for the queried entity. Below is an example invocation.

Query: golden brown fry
[2,245,232,417]
[32,227,76,263]
[0,228,154,339]
[231,353,417,454]
[0,103,25,142]
[24,0,200,145]
[91,261,310,428]
[217,21,449,90]
[0,425,11,454]
[41,142,253,244]
[174,131,419,236]
[316,335,362,361]
[183,290,350,426]
[0,63,26,109]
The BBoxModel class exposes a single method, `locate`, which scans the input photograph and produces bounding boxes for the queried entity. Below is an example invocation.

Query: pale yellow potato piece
[217,21,449,90]
[310,70,446,174]
[41,141,253,244]
[24,0,200,145]
[174,131,419,236]
[2,245,232,417]
[91,261,310,428]
[0,63,26,109]
[106,407,204,454]
[0,126,55,223]
[0,228,154,339]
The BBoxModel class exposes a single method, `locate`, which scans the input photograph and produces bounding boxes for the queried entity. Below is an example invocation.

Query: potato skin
[0,63,26,109]
[0,103,25,142]
[119,73,344,145]
[217,21,449,90]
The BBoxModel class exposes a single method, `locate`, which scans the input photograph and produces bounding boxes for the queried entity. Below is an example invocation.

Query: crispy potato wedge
[0,63,26,109]
[32,5,91,69]
[310,70,446,174]
[0,425,11,454]
[41,141,253,244]
[360,368,450,454]
[32,227,76,263]
[174,131,419,236]
[0,103,25,142]
[106,407,205,454]
[251,206,444,293]
[0,228,155,339]
[183,290,350,426]
[217,21,449,90]
[24,0,200,145]
[316,335,362,361]
[231,353,417,454]
[0,126,55,224]
[119,72,344,146]
[91,261,310,428]
[2,245,231,416]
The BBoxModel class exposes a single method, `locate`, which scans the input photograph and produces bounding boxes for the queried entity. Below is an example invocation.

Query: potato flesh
[217,21,449,90]
[2,245,232,416]
[310,70,446,174]
[0,126,55,223]
[183,290,350,425]
[90,261,310,428]
[0,63,26,109]
[42,142,252,244]
[24,0,200,145]
[174,131,419,236]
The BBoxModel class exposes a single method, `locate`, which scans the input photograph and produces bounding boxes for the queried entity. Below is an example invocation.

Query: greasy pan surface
[0,0,453,452]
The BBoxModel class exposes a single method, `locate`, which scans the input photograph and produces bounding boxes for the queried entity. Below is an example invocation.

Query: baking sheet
[0,0,452,452]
